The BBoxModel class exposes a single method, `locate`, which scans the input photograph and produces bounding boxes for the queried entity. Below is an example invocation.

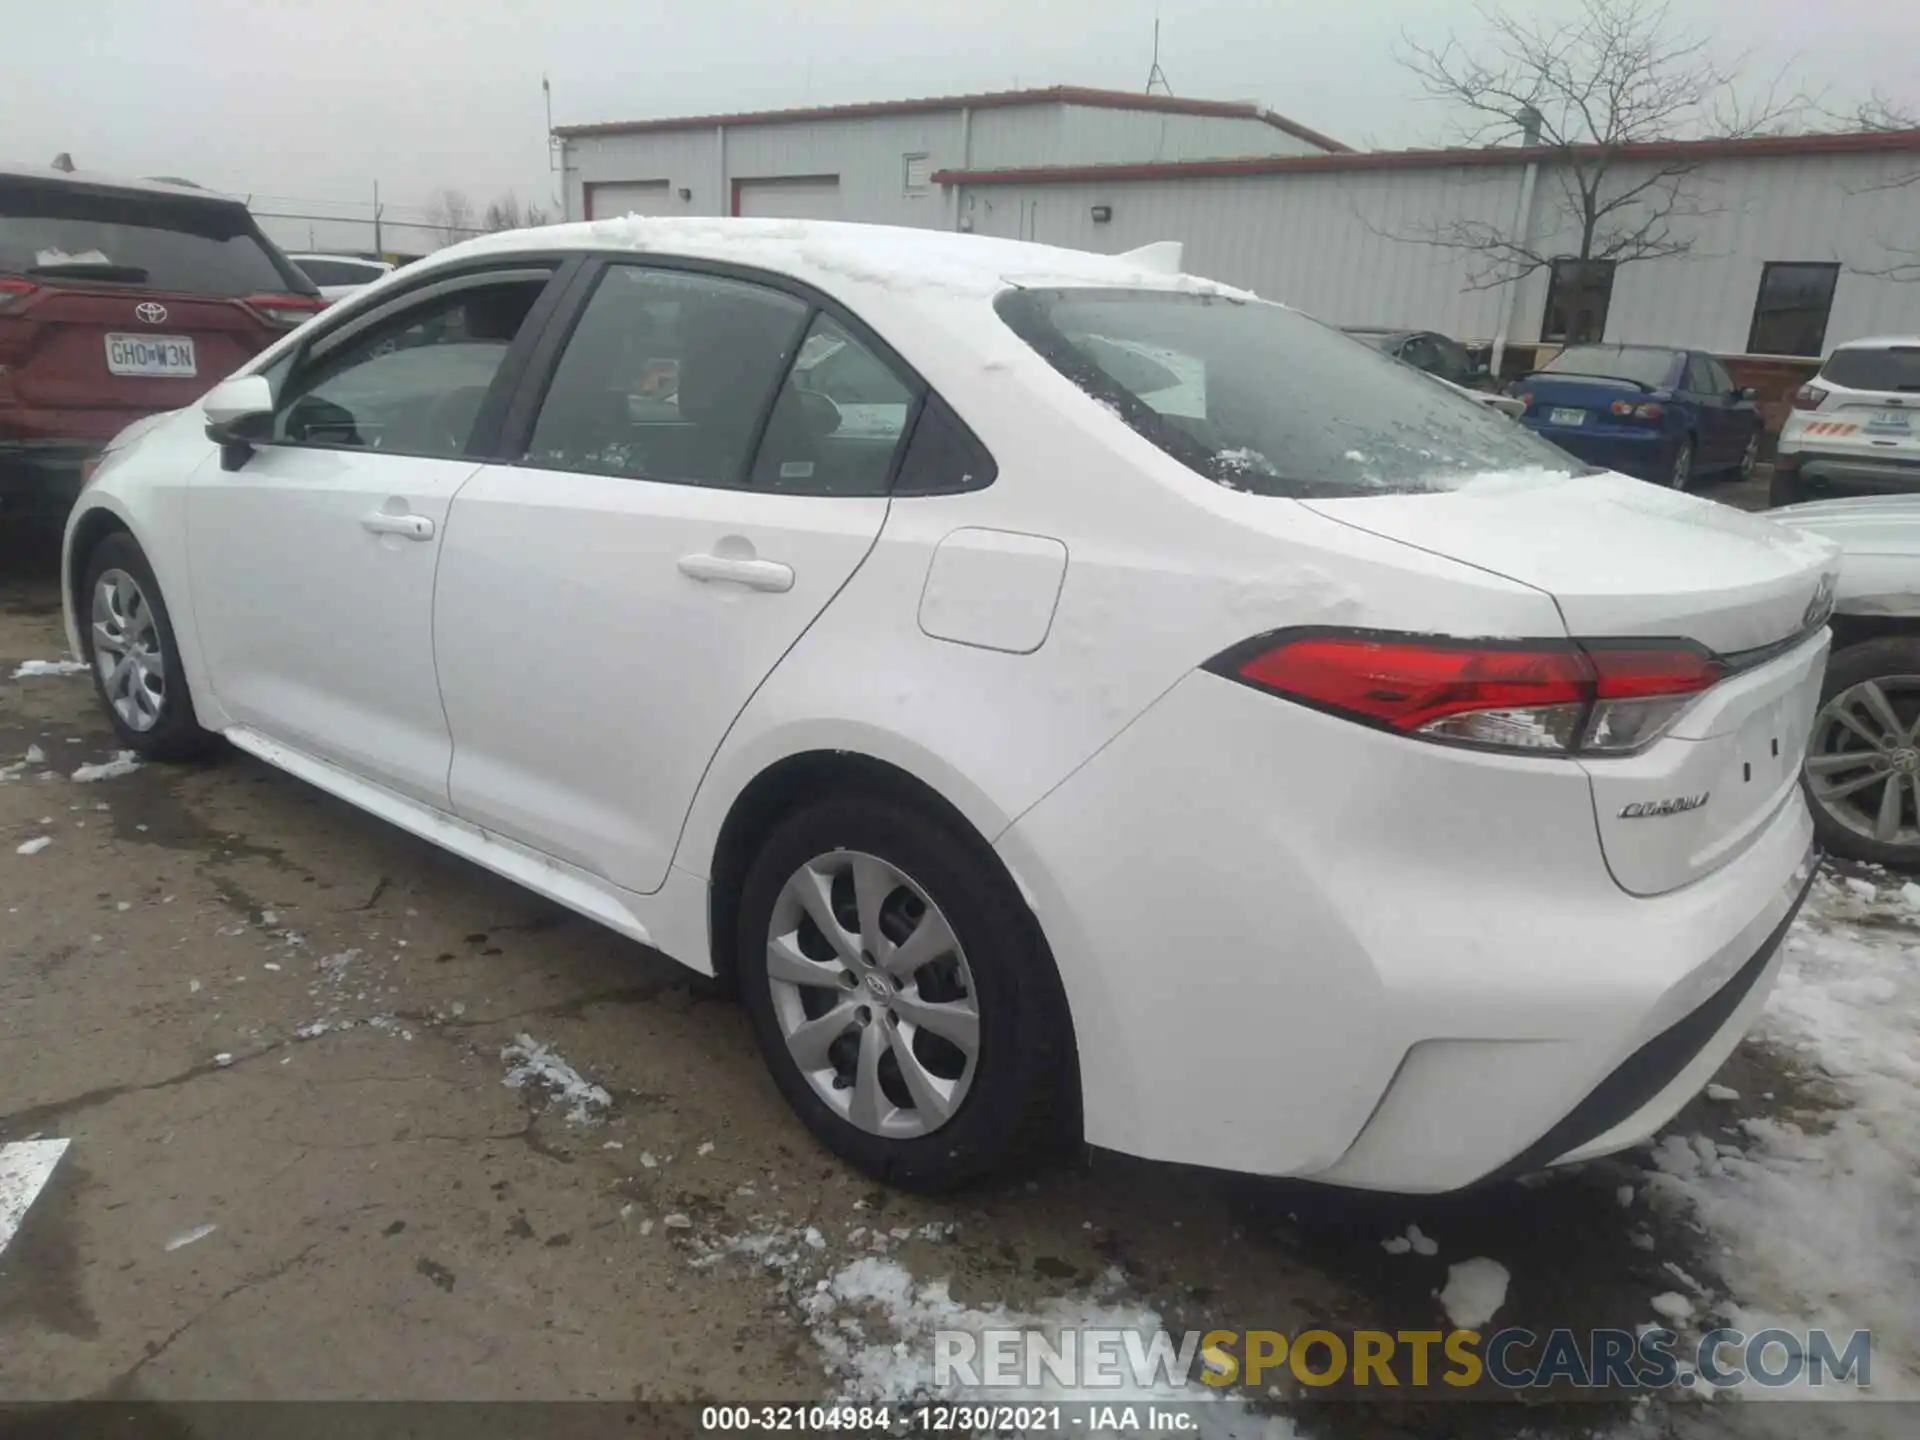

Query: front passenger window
[273,278,548,458]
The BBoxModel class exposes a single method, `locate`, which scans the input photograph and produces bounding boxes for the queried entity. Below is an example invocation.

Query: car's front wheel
[736,794,1077,1190]
[1804,637,1920,869]
[79,531,218,760]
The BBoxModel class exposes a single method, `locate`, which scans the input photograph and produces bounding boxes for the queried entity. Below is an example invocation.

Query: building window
[903,154,931,195]
[1747,262,1839,357]
[1540,258,1616,345]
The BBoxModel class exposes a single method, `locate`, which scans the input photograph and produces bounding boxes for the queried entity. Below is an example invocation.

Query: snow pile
[500,1033,610,1124]
[1642,871,1920,1394]
[10,659,88,679]
[1435,1257,1509,1329]
[15,836,52,856]
[691,1218,1290,1436]
[71,751,142,782]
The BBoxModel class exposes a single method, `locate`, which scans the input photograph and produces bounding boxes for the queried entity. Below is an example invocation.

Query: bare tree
[424,188,476,246]
[1389,0,1808,292]
[481,193,553,233]
[1836,95,1920,278]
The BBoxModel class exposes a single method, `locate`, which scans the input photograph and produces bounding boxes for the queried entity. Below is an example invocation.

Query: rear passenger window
[893,393,996,495]
[750,314,915,495]
[527,264,808,486]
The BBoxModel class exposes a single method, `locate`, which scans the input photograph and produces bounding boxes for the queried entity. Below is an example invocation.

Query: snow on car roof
[435,216,1252,303]
[1829,335,1920,351]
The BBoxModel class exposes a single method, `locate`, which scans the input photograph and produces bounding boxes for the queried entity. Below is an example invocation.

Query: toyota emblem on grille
[135,302,168,325]
[1804,573,1837,631]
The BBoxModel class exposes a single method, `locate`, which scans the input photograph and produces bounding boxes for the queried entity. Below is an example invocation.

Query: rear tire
[1804,637,1920,870]
[735,793,1077,1191]
[78,532,220,761]
[1668,437,1695,490]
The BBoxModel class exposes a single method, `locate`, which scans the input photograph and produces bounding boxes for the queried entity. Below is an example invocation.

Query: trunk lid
[1515,373,1664,429]
[0,284,269,419]
[1305,472,1840,894]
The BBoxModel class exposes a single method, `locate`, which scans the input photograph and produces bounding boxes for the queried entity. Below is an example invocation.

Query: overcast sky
[6,0,1916,248]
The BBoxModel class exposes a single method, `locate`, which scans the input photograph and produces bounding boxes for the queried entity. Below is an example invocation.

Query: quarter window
[525,264,808,487]
[750,313,916,494]
[273,276,548,457]
[1747,262,1839,358]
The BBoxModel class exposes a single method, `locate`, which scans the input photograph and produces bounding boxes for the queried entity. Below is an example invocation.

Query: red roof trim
[554,85,1349,153]
[931,127,1920,186]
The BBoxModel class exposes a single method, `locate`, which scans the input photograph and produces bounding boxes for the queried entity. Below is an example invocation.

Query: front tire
[736,794,1077,1190]
[79,532,219,760]
[1804,637,1920,870]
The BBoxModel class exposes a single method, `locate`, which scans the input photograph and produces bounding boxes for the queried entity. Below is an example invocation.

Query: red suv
[1,162,323,519]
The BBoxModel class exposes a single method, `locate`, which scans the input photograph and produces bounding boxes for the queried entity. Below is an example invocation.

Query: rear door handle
[677,553,794,593]
[362,512,434,541]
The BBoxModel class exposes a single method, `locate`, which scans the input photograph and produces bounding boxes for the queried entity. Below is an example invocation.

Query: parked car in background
[1345,327,1483,388]
[1512,344,1763,489]
[1771,495,1920,868]
[1,161,322,519]
[1771,337,1920,508]
[66,219,1833,1194]
[288,252,394,302]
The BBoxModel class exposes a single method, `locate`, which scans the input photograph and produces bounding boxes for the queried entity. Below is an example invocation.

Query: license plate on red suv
[104,334,197,378]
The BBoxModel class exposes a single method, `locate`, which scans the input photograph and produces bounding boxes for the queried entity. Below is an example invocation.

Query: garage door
[734,176,842,221]
[585,180,675,220]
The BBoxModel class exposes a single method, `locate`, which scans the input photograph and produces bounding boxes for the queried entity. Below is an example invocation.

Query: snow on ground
[1641,868,1920,1397]
[0,1140,70,1258]
[683,1218,1300,1437]
[500,1033,611,1124]
[70,751,142,782]
[10,659,88,679]
[1436,1256,1511,1329]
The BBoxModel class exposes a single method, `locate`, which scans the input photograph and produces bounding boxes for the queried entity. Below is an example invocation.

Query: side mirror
[204,374,274,442]
[1737,386,1758,402]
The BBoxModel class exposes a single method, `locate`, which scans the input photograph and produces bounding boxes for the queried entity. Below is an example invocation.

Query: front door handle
[677,553,794,593]
[362,511,434,541]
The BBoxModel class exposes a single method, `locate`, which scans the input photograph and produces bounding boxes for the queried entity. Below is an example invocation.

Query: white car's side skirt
[223,725,674,957]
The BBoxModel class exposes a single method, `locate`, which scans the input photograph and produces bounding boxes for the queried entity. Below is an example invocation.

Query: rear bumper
[1779,449,1920,495]
[0,439,97,514]
[1523,423,1675,481]
[999,669,1819,1192]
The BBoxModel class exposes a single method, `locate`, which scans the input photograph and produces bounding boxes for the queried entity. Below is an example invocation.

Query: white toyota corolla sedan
[63,217,1838,1192]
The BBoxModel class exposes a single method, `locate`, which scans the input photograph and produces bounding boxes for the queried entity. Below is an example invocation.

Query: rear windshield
[996,288,1588,498]
[1821,346,1920,393]
[1539,345,1677,388]
[0,180,306,297]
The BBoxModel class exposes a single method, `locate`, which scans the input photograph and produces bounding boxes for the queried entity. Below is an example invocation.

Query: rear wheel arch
[705,751,1050,993]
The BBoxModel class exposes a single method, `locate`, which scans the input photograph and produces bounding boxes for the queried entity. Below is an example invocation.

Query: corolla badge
[1804,573,1838,631]
[135,301,168,325]
[1620,793,1710,819]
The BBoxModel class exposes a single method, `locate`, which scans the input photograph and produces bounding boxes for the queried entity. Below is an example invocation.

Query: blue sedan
[1512,344,1764,488]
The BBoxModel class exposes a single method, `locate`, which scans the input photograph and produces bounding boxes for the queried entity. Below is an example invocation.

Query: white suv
[1772,337,1920,507]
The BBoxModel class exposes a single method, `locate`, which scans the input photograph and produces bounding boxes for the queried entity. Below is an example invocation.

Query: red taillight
[1793,385,1828,411]
[0,277,34,312]
[1609,399,1666,420]
[243,293,326,328]
[1212,631,1724,756]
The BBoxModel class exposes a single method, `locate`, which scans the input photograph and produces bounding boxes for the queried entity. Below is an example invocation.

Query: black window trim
[1540,255,1618,345]
[1746,260,1840,359]
[256,256,581,464]
[495,249,996,498]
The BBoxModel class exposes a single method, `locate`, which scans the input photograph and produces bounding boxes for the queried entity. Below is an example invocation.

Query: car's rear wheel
[80,532,219,760]
[1668,437,1695,490]
[1804,637,1920,869]
[735,794,1076,1190]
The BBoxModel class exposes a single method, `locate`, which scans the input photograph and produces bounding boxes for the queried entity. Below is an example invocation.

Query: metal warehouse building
[557,87,1920,369]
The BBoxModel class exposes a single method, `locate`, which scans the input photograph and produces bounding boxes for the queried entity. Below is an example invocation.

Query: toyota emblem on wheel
[135,302,168,325]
